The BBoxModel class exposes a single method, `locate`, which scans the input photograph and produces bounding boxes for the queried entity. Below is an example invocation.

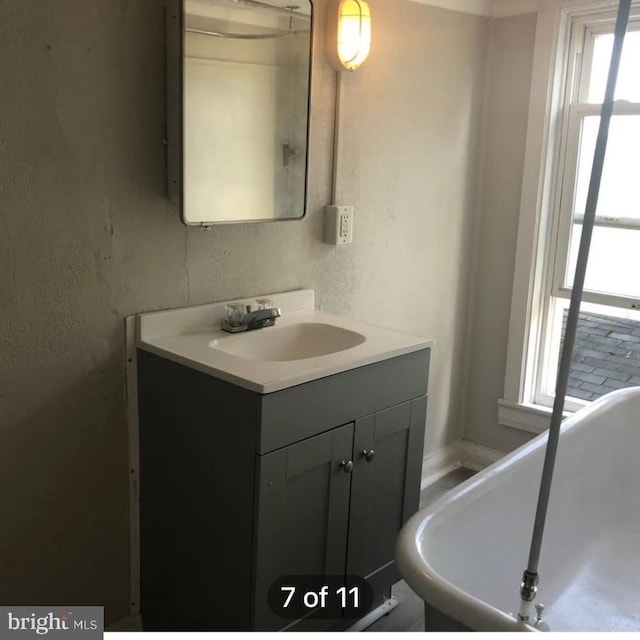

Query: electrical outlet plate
[324,205,354,245]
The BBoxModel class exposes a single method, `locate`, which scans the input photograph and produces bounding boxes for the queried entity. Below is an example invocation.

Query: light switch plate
[324,205,354,245]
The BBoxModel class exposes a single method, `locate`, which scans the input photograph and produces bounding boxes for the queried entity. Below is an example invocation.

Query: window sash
[579,20,640,103]
[551,104,640,309]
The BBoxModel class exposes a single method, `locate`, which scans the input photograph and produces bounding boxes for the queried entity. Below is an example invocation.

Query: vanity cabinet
[254,398,427,630]
[137,347,430,631]
[253,423,354,631]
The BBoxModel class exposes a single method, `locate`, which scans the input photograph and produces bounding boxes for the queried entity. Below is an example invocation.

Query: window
[500,4,640,432]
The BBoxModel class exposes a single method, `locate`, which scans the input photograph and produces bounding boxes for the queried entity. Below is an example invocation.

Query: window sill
[497,399,571,434]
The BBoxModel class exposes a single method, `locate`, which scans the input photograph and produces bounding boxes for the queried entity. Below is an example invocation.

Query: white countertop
[136,290,434,394]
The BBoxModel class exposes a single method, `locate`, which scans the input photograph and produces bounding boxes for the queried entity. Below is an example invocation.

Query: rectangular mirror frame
[165,0,314,227]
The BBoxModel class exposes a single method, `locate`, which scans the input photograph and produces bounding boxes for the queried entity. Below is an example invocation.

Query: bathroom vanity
[136,290,432,631]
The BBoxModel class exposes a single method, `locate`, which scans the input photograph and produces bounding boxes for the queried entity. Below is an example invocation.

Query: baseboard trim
[421,440,505,488]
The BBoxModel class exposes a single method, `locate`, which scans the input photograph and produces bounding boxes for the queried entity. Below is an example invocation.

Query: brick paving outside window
[561,311,640,401]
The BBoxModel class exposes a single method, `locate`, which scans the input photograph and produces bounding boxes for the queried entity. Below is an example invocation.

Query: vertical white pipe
[331,70,344,204]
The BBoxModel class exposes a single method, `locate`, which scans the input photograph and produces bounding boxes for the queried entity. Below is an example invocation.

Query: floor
[565,311,640,401]
[364,467,476,632]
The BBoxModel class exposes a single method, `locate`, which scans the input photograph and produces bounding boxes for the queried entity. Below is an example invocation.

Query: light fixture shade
[329,0,372,72]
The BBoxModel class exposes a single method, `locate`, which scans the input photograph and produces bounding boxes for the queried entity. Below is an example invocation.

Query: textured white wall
[336,1,488,454]
[462,12,538,452]
[0,0,486,622]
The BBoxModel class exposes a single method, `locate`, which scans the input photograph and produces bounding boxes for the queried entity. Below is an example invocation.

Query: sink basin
[209,322,366,362]
[137,289,432,393]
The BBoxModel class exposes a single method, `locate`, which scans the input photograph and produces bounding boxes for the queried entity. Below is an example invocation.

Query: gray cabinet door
[346,396,428,581]
[252,423,354,630]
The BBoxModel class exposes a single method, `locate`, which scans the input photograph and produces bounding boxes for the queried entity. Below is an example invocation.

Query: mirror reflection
[182,0,312,225]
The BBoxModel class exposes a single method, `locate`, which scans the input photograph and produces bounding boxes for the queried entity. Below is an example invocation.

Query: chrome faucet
[221,301,281,333]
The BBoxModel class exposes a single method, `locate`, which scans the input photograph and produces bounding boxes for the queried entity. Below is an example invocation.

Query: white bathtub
[396,387,640,632]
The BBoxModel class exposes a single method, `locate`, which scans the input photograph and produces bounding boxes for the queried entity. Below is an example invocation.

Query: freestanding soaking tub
[396,387,640,632]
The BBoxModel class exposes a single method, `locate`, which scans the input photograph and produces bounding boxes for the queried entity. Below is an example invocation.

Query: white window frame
[535,14,640,410]
[499,0,640,434]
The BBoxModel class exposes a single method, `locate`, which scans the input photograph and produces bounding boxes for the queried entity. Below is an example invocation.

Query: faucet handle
[255,298,273,310]
[224,303,246,327]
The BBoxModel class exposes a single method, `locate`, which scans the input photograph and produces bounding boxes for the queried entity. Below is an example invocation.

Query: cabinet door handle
[340,460,354,474]
[361,449,376,463]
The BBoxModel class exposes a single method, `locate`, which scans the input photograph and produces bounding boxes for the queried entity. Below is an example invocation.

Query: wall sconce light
[328,0,372,72]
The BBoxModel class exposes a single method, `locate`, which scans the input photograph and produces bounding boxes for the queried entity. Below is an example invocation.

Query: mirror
[167,0,313,225]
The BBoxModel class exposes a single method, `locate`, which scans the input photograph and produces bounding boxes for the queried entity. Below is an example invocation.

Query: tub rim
[396,386,640,632]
